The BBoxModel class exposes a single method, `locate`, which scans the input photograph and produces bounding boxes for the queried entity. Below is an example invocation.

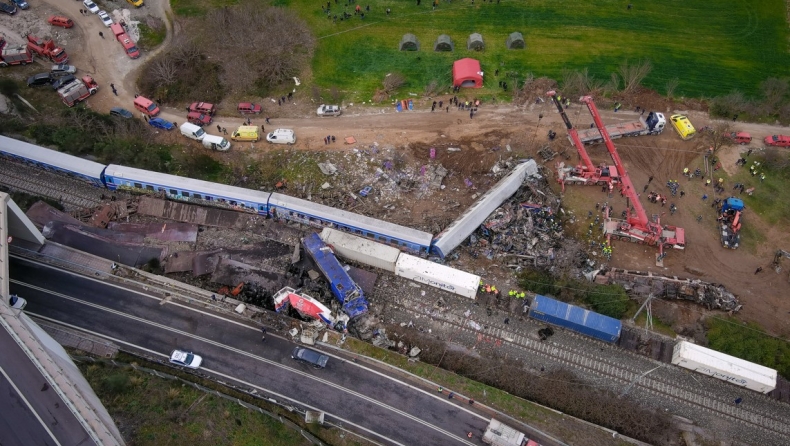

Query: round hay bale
[399,33,420,51]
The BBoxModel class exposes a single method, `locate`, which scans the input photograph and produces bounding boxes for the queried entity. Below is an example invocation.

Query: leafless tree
[616,59,652,94]
[703,122,734,154]
[561,68,603,98]
[382,72,406,93]
[423,80,440,96]
[150,58,178,86]
[665,78,679,99]
[760,77,789,113]
[203,2,315,93]
[605,72,621,94]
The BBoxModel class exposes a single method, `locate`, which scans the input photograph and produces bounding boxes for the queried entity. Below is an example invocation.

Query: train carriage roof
[269,192,433,247]
[0,135,106,180]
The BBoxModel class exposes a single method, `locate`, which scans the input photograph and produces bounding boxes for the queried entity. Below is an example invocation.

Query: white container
[320,228,400,273]
[671,341,777,393]
[394,253,479,299]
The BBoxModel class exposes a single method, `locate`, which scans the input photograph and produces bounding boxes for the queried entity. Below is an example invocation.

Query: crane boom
[547,91,594,173]
[580,96,649,227]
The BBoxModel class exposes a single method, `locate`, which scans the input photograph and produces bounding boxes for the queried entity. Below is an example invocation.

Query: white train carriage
[0,135,106,187]
[269,192,433,254]
[103,164,272,213]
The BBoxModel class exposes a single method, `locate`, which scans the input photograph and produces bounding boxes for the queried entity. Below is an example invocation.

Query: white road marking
[19,283,476,446]
[12,258,487,420]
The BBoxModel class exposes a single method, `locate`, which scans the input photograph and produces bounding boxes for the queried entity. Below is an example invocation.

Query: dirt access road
[4,1,790,337]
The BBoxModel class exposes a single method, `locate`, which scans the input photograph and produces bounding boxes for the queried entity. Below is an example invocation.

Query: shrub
[585,284,629,319]
[101,373,131,395]
[518,269,560,296]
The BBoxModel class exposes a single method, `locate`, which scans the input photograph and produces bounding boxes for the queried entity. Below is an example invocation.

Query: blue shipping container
[528,295,622,343]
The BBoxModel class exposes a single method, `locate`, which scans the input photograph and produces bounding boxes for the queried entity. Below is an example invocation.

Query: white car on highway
[97,10,113,27]
[83,0,99,13]
[9,294,27,310]
[169,350,202,369]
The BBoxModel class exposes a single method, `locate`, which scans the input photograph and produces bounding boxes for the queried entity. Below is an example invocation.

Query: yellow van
[670,114,696,140]
[231,126,260,142]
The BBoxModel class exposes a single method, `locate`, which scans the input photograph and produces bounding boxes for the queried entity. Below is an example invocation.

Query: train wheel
[637,241,644,245]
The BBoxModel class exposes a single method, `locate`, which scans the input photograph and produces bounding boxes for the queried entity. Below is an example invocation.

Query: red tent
[452,58,483,88]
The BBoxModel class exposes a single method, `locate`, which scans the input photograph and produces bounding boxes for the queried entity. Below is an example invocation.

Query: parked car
[82,0,99,14]
[187,111,212,126]
[27,73,53,87]
[316,104,341,117]
[764,135,790,147]
[187,102,215,115]
[51,75,76,90]
[291,346,329,368]
[266,128,295,145]
[8,294,27,310]
[148,117,174,130]
[50,64,77,77]
[237,102,262,114]
[110,107,133,119]
[126,0,143,6]
[359,186,372,197]
[47,15,74,28]
[0,2,17,15]
[169,350,202,369]
[97,10,113,27]
[10,0,28,10]
[728,132,752,145]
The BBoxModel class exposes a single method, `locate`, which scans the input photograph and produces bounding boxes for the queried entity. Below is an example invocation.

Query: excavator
[547,91,619,192]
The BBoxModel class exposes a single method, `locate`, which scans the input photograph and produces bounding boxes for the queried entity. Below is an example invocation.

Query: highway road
[9,257,489,446]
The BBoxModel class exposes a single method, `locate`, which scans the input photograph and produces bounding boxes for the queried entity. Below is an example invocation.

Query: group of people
[748,161,766,181]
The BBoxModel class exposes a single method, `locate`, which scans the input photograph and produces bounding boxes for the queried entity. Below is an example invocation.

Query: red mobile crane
[579,96,685,255]
[547,91,619,191]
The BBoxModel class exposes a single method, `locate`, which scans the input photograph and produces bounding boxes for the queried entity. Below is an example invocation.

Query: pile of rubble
[592,269,741,312]
[458,171,590,274]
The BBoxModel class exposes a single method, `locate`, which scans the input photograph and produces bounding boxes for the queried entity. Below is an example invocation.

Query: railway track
[380,292,790,442]
[0,161,103,211]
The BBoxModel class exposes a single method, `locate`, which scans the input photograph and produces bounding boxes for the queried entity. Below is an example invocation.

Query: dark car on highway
[291,346,329,369]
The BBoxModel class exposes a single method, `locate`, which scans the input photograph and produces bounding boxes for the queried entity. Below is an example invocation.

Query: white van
[202,134,231,152]
[180,122,205,141]
[266,128,296,145]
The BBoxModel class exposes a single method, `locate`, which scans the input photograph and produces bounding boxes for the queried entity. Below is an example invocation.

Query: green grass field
[171,0,790,100]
